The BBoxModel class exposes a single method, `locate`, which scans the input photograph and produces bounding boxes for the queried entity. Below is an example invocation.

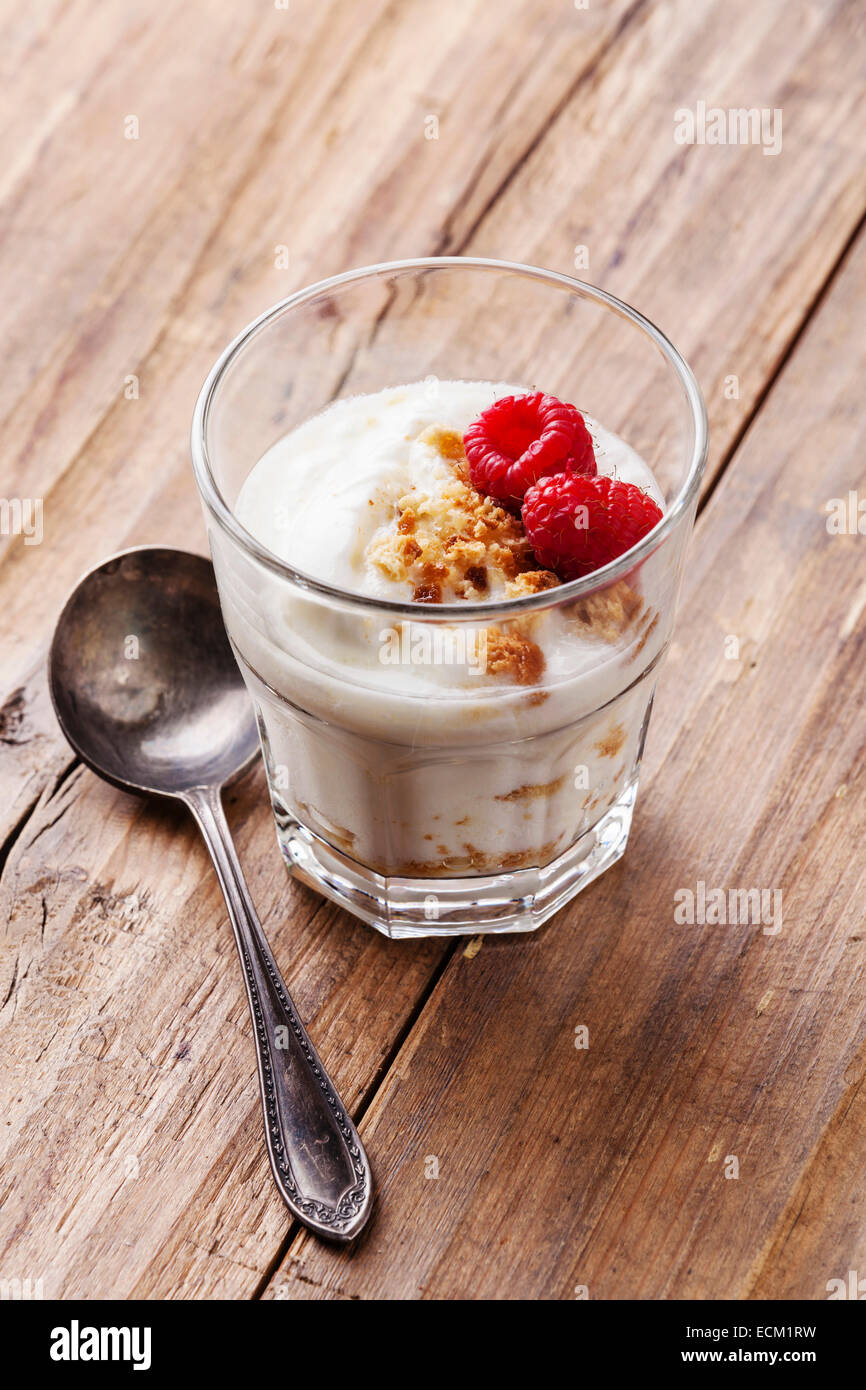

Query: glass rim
[191,256,708,620]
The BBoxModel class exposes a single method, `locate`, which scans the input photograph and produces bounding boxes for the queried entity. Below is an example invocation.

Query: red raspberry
[521,473,663,581]
[463,392,595,511]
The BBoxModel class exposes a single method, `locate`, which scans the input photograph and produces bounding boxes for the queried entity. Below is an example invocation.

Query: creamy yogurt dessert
[219,380,671,915]
[236,381,663,603]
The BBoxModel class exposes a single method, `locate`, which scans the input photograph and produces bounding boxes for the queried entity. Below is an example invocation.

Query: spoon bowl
[49,547,258,796]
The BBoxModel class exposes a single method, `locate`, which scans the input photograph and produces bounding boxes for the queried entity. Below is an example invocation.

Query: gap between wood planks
[699,200,866,520]
[432,0,652,256]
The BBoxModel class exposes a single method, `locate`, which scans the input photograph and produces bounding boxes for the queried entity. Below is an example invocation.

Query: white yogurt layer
[222,380,674,878]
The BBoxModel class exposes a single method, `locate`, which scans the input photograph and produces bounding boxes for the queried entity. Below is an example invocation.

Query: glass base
[270,780,637,940]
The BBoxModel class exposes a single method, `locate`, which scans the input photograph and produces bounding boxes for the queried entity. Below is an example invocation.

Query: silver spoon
[48,545,372,1242]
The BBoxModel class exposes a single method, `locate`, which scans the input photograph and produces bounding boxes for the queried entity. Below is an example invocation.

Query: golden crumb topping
[565,580,644,643]
[485,626,546,685]
[505,568,561,598]
[365,426,553,604]
[495,775,566,802]
[594,722,627,758]
[363,424,568,686]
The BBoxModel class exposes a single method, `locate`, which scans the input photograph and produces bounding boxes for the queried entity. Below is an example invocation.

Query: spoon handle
[184,784,372,1242]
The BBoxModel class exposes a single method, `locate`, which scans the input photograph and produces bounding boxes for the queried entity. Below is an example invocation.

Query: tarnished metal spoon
[48,546,372,1242]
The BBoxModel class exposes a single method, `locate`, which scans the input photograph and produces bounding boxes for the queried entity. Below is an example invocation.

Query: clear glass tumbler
[192,259,707,939]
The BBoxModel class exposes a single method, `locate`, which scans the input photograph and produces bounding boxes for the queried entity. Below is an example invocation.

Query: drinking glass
[192,259,707,938]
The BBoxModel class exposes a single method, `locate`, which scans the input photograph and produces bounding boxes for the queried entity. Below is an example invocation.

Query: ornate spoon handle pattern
[186,784,372,1241]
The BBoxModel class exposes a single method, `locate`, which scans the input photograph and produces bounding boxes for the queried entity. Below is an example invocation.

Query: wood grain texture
[454,0,866,481]
[0,0,864,1300]
[1,1,641,1297]
[0,762,446,1297]
[263,227,866,1301]
[2,0,865,822]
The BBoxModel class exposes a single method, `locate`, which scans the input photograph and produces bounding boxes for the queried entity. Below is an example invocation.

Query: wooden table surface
[1,0,864,1301]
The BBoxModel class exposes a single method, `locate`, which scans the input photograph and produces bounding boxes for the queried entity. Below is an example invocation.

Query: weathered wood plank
[263,220,866,1301]
[0,667,70,848]
[2,4,647,1295]
[747,1033,866,1300]
[0,0,336,514]
[452,0,866,485]
[0,0,625,566]
[1,0,865,1300]
[0,760,446,1298]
